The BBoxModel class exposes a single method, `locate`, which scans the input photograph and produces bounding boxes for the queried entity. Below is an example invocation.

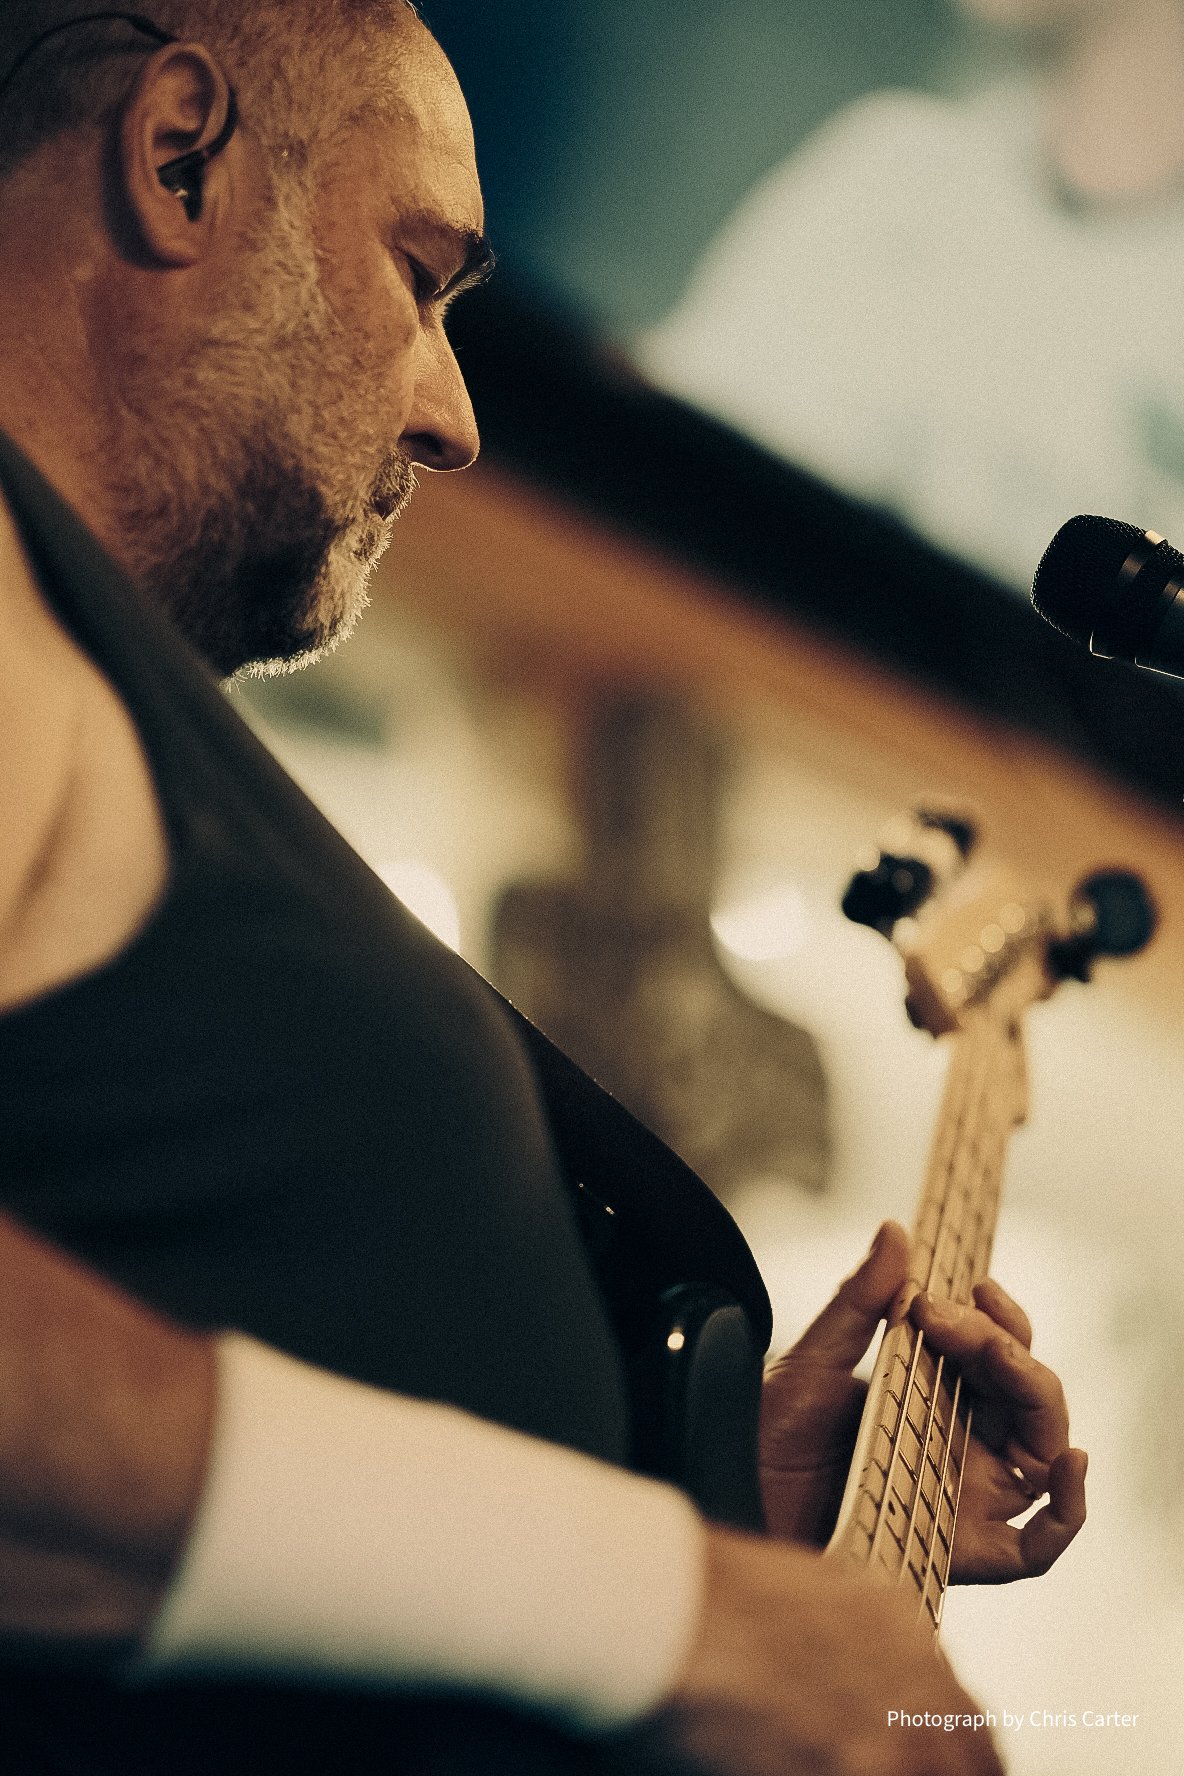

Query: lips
[369,460,418,522]
[370,489,407,521]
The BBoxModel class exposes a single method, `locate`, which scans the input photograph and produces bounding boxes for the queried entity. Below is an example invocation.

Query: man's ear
[118,44,238,267]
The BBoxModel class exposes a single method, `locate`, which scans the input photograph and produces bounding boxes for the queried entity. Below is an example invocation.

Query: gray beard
[126,438,416,678]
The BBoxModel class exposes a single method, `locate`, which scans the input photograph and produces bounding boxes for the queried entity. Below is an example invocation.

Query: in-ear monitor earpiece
[157,86,239,222]
[158,150,205,220]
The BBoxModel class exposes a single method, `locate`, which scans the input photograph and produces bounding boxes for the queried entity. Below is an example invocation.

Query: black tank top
[0,437,770,1773]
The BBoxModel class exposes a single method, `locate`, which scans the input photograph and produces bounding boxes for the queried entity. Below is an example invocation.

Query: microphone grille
[1031,514,1148,645]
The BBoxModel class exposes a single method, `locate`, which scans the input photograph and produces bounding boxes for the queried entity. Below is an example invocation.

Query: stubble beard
[104,179,417,679]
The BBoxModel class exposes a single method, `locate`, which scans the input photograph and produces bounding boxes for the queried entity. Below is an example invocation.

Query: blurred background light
[711,881,812,962]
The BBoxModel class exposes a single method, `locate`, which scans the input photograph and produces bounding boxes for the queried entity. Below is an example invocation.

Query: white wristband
[138,1334,705,1733]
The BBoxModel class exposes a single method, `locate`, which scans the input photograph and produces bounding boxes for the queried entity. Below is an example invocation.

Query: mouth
[346,463,418,566]
[370,490,407,522]
[370,464,419,524]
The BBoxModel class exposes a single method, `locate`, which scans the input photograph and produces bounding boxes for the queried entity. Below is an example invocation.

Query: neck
[1043,0,1184,204]
[0,159,136,571]
[0,341,108,541]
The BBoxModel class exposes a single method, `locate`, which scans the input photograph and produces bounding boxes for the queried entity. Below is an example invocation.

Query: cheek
[353,260,421,421]
[316,238,418,384]
[372,254,419,356]
[306,284,420,476]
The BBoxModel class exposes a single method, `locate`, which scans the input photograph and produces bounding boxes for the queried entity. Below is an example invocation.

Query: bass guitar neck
[825,814,1153,1632]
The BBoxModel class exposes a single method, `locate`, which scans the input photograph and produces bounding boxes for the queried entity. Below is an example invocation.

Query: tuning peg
[842,854,934,937]
[1048,871,1158,981]
[842,811,976,939]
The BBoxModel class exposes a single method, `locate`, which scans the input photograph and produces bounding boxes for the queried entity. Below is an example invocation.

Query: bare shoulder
[0,489,85,935]
[0,487,170,1012]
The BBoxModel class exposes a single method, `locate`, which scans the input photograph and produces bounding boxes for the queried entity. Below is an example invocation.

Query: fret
[871,1425,894,1470]
[915,1489,937,1540]
[874,1542,902,1581]
[896,1315,945,1601]
[833,1013,1015,1620]
[910,1369,965,1614]
[917,1199,941,1249]
[830,1010,1024,1623]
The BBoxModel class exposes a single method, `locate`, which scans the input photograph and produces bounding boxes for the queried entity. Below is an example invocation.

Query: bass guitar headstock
[843,810,1157,1040]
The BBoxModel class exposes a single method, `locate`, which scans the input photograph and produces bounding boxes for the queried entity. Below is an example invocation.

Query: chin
[353,509,397,568]
[267,534,389,675]
[227,501,401,681]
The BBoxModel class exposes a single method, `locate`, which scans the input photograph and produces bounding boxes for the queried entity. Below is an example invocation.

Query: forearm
[142,1335,704,1729]
[0,1214,704,1730]
[0,1212,215,1652]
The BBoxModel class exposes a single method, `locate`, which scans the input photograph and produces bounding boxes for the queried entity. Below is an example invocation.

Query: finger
[1018,1447,1088,1576]
[975,1413,1053,1491]
[1002,1437,1050,1494]
[962,1441,1044,1523]
[979,1334,1071,1462]
[982,1466,1043,1521]
[982,1448,1046,1512]
[910,1297,1070,1461]
[971,1396,1011,1454]
[787,1221,911,1369]
[971,1277,1033,1348]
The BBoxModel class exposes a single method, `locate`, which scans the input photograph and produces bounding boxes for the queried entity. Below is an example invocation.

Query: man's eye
[406,256,442,305]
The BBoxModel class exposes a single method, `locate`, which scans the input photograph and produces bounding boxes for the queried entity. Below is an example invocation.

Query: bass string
[914,1018,1012,1615]
[863,1020,986,1586]
[866,1014,1016,1614]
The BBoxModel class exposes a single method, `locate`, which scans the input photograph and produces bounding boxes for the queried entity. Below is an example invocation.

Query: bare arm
[0,496,83,947]
[0,1212,215,1656]
[0,495,214,1657]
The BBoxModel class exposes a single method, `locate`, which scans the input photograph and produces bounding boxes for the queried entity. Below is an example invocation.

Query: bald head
[0,1,424,179]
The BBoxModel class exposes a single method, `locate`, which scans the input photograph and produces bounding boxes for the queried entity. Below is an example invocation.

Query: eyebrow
[401,213,496,301]
[440,228,497,301]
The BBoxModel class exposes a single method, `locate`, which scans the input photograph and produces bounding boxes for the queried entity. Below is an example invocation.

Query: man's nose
[401,330,480,472]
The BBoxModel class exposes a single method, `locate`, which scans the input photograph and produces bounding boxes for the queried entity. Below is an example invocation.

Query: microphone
[1031,515,1184,678]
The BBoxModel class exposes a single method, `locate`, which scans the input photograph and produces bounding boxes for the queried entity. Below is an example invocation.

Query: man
[0,5,1085,1773]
